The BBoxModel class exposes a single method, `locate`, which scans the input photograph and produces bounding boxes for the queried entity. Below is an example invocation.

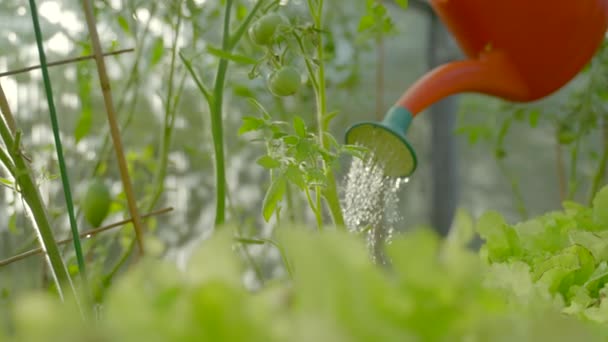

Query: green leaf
[186,229,242,285]
[513,108,526,121]
[322,132,339,149]
[323,111,339,128]
[387,228,457,303]
[8,212,17,233]
[262,176,286,221]
[150,37,165,66]
[256,155,281,169]
[395,0,408,8]
[206,45,257,65]
[236,4,248,21]
[74,108,92,143]
[341,144,369,160]
[279,229,413,341]
[295,139,314,161]
[293,116,306,138]
[282,135,299,146]
[569,231,608,261]
[533,245,595,296]
[117,15,130,34]
[238,116,265,135]
[357,0,395,36]
[584,261,608,294]
[232,84,255,98]
[285,165,306,190]
[592,186,608,226]
[528,109,541,128]
[446,208,475,249]
[246,98,271,118]
[476,211,522,262]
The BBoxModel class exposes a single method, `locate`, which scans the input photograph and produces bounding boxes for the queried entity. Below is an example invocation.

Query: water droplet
[341,151,407,264]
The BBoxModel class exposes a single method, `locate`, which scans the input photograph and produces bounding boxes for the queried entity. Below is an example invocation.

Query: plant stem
[0,83,75,301]
[149,1,184,210]
[293,33,319,92]
[568,140,581,199]
[589,117,608,203]
[209,0,234,226]
[375,13,385,121]
[305,186,322,229]
[184,0,265,227]
[229,0,268,49]
[309,0,345,228]
[497,160,528,220]
[556,139,567,202]
[0,87,16,134]
[274,98,297,222]
[235,237,293,277]
[82,0,146,255]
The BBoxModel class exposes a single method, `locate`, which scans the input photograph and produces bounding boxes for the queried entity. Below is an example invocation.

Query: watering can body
[347,0,608,178]
[400,0,608,114]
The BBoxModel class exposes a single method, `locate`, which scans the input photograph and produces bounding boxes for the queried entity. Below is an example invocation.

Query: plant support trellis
[0,0,172,304]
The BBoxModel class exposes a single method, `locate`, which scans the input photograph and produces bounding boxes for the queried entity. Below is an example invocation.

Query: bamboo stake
[0,48,134,78]
[80,0,146,255]
[0,207,173,267]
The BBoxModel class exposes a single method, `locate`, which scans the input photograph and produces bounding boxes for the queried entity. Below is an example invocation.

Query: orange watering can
[346,0,608,177]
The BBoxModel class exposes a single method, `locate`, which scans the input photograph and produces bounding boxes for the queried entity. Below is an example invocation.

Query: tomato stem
[308,0,345,229]
[0,83,76,302]
[211,0,267,226]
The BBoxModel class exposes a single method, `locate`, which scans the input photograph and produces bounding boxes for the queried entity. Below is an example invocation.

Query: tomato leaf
[293,116,306,138]
[262,176,286,221]
[150,37,165,66]
[256,155,281,169]
[117,15,130,35]
[74,108,92,144]
[239,116,265,135]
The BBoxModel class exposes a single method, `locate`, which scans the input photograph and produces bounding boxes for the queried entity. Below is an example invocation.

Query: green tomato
[82,179,111,227]
[267,66,301,97]
[248,13,288,46]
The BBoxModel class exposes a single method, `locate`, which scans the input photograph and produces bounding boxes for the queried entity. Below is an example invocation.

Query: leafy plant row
[3,186,608,341]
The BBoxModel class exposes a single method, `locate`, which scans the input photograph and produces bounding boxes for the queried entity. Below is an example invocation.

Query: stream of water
[342,155,407,264]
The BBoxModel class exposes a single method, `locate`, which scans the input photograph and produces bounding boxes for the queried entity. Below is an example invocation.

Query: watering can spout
[398,51,529,115]
[345,51,529,178]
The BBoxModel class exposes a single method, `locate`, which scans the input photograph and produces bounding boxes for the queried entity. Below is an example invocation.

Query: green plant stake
[28,0,87,282]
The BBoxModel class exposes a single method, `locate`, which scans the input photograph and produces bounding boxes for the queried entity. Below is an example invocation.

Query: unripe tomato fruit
[248,13,288,46]
[268,66,301,97]
[82,179,111,227]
